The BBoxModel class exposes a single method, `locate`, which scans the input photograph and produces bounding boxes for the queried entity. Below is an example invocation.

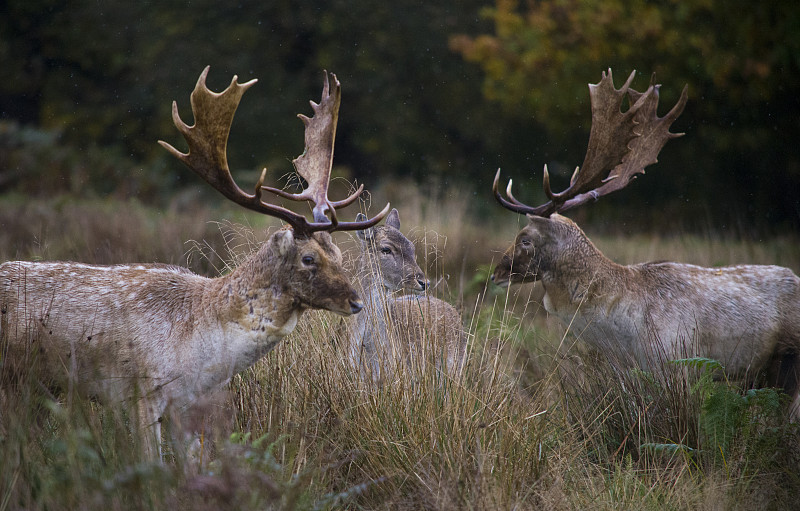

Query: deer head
[492,69,687,286]
[356,208,429,294]
[159,67,389,315]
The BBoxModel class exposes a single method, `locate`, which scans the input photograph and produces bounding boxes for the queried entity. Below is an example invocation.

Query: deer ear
[525,214,558,237]
[272,229,295,256]
[355,213,374,241]
[526,214,552,227]
[385,208,401,230]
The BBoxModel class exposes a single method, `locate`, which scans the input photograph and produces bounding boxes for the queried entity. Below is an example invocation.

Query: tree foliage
[452,0,800,121]
[1,0,502,190]
[451,0,800,229]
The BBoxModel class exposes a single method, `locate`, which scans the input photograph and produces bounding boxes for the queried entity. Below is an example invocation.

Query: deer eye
[520,237,533,248]
[380,246,392,255]
[301,255,315,266]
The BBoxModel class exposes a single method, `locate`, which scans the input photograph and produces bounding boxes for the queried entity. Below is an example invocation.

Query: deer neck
[191,245,302,378]
[222,244,303,330]
[356,254,387,299]
[353,255,392,338]
[539,233,625,314]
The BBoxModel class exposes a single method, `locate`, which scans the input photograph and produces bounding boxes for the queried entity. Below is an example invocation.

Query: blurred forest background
[1,0,799,234]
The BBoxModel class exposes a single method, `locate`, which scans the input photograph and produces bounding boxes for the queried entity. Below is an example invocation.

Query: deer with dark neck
[491,69,800,416]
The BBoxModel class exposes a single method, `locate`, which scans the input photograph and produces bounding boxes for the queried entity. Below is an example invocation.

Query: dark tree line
[1,0,798,231]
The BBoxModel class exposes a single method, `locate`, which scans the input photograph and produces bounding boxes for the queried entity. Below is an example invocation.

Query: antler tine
[492,69,687,217]
[159,66,310,232]
[334,202,393,231]
[505,179,525,206]
[329,183,365,209]
[493,169,524,214]
[493,169,552,216]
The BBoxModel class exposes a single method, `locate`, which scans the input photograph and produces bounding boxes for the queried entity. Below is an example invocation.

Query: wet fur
[493,214,800,415]
[0,228,361,455]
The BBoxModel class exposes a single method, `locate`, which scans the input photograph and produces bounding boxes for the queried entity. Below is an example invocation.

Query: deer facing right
[491,69,800,417]
[349,208,466,381]
[0,67,388,458]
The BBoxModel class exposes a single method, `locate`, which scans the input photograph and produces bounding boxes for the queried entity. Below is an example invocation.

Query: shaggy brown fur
[493,214,800,415]
[1,228,362,456]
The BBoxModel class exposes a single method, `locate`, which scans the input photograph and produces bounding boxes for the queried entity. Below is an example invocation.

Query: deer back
[388,294,467,374]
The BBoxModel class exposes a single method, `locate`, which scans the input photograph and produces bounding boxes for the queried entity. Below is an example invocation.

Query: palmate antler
[260,72,360,225]
[159,66,389,236]
[494,69,688,217]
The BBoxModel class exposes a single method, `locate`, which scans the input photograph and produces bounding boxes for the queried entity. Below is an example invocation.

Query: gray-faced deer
[349,208,465,382]
[0,67,389,457]
[491,69,800,416]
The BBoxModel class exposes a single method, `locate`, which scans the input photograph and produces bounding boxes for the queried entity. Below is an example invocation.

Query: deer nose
[417,278,429,290]
[349,299,364,314]
[490,273,495,282]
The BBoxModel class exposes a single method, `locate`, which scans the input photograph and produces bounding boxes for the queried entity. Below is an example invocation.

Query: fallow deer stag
[0,67,389,457]
[491,69,800,415]
[349,208,466,382]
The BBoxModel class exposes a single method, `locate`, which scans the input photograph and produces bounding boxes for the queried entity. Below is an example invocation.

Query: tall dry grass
[1,182,799,510]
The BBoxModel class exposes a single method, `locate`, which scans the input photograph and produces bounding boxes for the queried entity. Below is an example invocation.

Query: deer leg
[778,351,800,420]
[764,347,800,420]
[165,392,232,473]
[136,399,163,460]
[157,404,200,471]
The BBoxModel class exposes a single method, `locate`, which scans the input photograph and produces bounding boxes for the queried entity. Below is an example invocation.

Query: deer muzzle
[491,266,511,287]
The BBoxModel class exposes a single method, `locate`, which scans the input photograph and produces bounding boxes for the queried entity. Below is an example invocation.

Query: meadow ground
[1,182,799,510]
